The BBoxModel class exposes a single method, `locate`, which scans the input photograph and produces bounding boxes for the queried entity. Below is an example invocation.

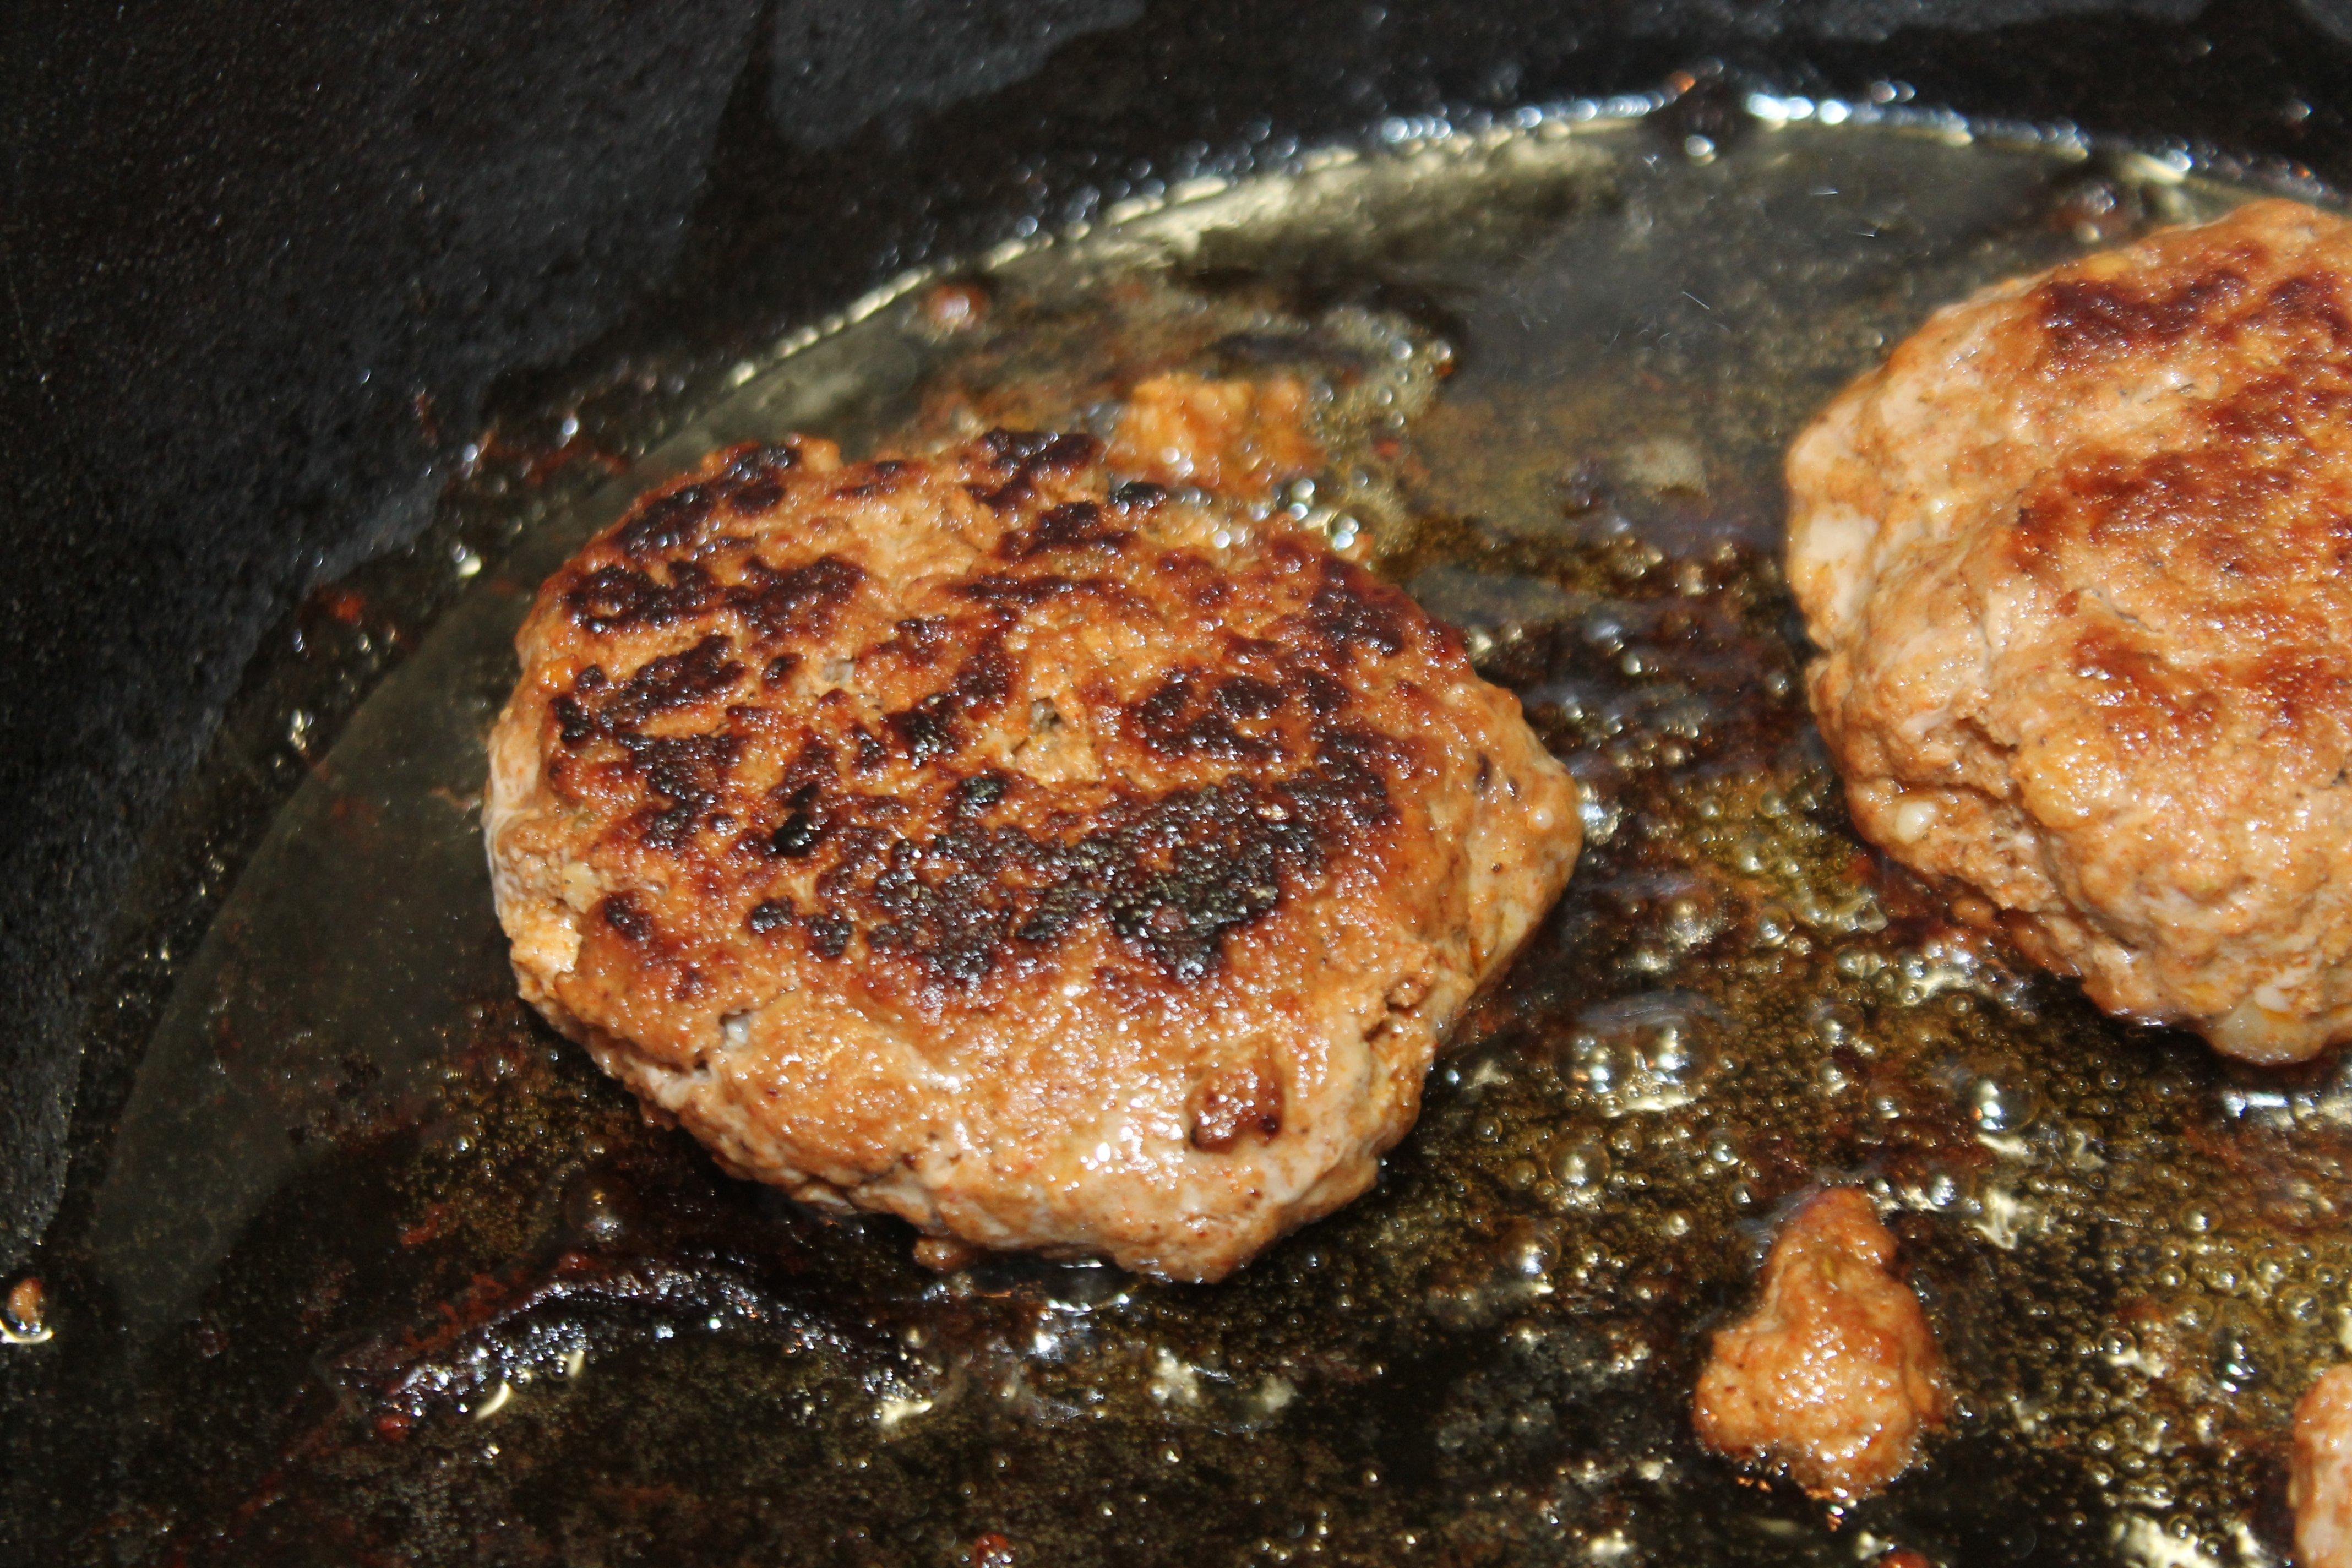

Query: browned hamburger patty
[1788,199,2352,1063]
[484,429,1581,1280]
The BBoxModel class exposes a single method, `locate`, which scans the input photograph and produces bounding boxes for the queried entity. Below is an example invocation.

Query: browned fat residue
[6,1276,45,1335]
[914,276,990,333]
[1106,371,1324,494]
[1189,1057,1285,1150]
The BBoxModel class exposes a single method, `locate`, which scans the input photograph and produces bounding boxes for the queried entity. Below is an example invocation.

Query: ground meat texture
[1107,371,1324,498]
[2296,1366,2352,1568]
[1787,199,2352,1063]
[484,429,1580,1282]
[1692,1188,1950,1501]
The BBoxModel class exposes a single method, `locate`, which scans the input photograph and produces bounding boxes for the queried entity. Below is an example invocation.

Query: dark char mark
[729,554,865,641]
[564,562,720,634]
[884,638,1014,763]
[952,571,1128,611]
[554,635,748,751]
[968,428,1101,510]
[802,732,1393,990]
[1126,670,1286,762]
[831,458,913,499]
[601,893,654,943]
[582,636,744,739]
[2036,266,2248,365]
[618,732,744,849]
[1306,558,1411,658]
[614,443,805,558]
[1000,500,1133,560]
[2032,260,2352,368]
[769,784,823,858]
[563,553,864,640]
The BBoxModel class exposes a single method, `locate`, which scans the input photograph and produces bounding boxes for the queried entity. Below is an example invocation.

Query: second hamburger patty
[485,429,1581,1280]
[1789,199,2352,1063]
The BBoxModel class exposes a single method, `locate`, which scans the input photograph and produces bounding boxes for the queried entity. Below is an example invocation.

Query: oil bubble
[1561,993,1722,1115]
[1967,1073,2040,1134]
[1555,1140,1611,1196]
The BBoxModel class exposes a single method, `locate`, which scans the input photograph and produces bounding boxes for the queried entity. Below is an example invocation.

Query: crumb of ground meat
[2296,1366,2352,1568]
[1107,371,1323,497]
[1692,1187,1951,1501]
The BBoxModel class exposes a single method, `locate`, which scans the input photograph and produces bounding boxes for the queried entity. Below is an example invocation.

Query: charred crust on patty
[967,428,1102,510]
[1000,499,1134,559]
[709,739,1395,992]
[488,427,1581,1277]
[1303,558,1415,659]
[527,437,1429,995]
[2035,263,2251,367]
[600,892,654,943]
[2035,248,2352,371]
[613,440,813,559]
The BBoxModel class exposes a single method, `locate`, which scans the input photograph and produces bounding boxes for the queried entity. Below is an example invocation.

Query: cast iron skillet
[8,2,2352,1561]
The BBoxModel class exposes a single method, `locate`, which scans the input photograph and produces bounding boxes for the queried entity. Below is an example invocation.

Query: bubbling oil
[51,101,2352,1567]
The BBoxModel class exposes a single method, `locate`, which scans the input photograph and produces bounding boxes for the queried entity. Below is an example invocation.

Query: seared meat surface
[1788,199,2352,1061]
[485,430,1579,1281]
[1692,1188,1950,1501]
[1106,371,1324,498]
[2297,1366,2352,1568]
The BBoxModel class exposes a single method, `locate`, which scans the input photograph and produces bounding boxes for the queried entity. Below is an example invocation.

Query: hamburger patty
[1789,199,2352,1063]
[485,429,1580,1280]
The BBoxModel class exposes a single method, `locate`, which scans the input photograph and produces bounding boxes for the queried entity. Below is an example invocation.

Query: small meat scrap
[1107,371,1323,498]
[2294,1366,2352,1568]
[1692,1188,1951,1501]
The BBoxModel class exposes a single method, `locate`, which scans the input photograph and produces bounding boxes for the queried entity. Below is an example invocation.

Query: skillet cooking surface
[24,109,2352,1566]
